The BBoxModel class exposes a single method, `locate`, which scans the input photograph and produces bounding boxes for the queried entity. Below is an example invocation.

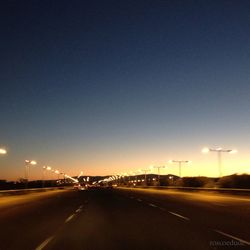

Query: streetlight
[61,172,66,184]
[202,147,237,177]
[141,169,150,186]
[169,175,174,185]
[0,148,7,155]
[78,171,83,179]
[168,160,191,178]
[55,170,60,180]
[152,166,165,184]
[46,166,51,171]
[130,172,136,186]
[42,166,47,187]
[25,160,37,188]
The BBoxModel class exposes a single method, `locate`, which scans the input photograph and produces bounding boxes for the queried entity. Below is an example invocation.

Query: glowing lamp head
[25,160,37,165]
[202,147,210,153]
[230,149,237,154]
[0,148,7,154]
[168,160,173,164]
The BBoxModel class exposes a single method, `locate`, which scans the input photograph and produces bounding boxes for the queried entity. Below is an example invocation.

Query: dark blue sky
[1,0,250,179]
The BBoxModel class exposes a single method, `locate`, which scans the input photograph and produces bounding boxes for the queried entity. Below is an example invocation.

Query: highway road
[0,187,249,250]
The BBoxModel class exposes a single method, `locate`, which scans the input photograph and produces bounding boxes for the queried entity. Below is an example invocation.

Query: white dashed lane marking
[35,236,54,250]
[148,203,157,208]
[65,214,75,223]
[36,203,87,250]
[168,211,190,221]
[214,230,250,246]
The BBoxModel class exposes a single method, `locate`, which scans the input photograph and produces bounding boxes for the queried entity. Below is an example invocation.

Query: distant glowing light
[25,160,37,165]
[202,147,210,153]
[0,148,7,154]
[229,149,237,154]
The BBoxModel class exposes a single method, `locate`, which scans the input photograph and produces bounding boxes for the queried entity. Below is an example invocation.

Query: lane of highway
[46,188,230,250]
[116,188,250,245]
[0,187,249,250]
[0,189,88,250]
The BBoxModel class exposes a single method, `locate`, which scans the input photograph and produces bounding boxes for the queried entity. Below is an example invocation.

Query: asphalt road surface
[0,187,249,250]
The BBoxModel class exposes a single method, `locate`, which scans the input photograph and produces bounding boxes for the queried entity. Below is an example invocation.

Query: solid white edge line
[168,211,190,221]
[35,236,54,250]
[214,230,250,246]
[65,214,75,223]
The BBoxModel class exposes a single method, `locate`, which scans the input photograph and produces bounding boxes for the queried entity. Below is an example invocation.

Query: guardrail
[0,186,72,196]
[119,185,250,196]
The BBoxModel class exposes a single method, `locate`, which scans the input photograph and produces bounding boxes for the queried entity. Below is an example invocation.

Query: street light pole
[169,175,173,185]
[141,169,150,186]
[153,166,165,184]
[218,150,222,178]
[169,160,190,178]
[42,166,47,188]
[25,160,37,189]
[55,170,60,180]
[202,147,237,177]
